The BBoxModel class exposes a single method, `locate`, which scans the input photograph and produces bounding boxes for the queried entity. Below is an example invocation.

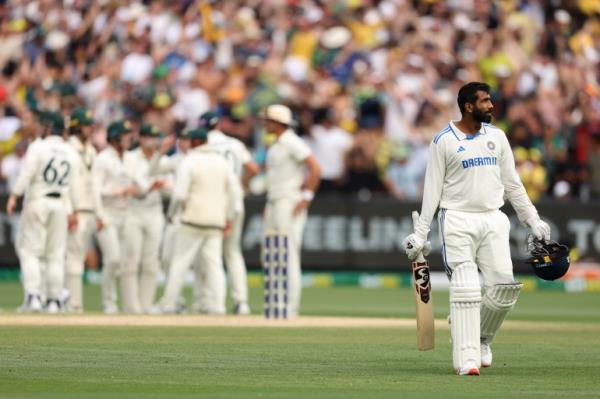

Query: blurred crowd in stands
[0,0,599,202]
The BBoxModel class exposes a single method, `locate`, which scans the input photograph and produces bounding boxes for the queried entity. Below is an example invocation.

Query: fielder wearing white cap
[261,104,321,317]
[403,82,551,376]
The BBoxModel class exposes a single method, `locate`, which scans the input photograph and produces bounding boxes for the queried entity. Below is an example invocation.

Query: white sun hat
[261,104,296,126]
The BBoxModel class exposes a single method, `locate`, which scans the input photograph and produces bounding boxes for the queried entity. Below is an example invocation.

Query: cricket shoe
[481,343,493,368]
[234,302,251,315]
[175,298,187,314]
[102,303,119,315]
[45,299,62,314]
[457,360,480,376]
[147,304,177,315]
[59,289,71,310]
[17,294,43,313]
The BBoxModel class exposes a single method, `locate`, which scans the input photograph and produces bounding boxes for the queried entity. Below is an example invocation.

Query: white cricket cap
[261,104,295,126]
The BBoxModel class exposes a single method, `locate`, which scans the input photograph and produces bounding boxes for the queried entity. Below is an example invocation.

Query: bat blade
[412,255,434,351]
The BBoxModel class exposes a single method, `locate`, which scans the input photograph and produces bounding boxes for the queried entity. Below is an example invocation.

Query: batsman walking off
[403,82,551,376]
[262,104,321,317]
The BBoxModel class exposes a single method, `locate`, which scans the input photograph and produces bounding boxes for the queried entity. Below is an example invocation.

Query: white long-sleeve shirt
[69,136,102,215]
[124,148,163,209]
[93,145,131,214]
[12,135,79,212]
[415,121,539,239]
[207,129,252,207]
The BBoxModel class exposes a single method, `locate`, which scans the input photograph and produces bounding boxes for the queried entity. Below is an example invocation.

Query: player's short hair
[457,82,490,114]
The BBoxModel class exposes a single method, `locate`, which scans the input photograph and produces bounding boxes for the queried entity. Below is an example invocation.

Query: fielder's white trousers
[192,207,248,310]
[122,206,164,313]
[97,208,126,311]
[16,198,67,301]
[263,196,307,317]
[160,225,225,314]
[65,212,96,311]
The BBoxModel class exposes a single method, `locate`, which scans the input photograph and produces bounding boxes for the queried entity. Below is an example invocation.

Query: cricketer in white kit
[121,124,169,313]
[151,130,189,311]
[403,82,551,376]
[157,128,240,314]
[64,107,104,313]
[7,111,79,313]
[93,120,137,314]
[197,111,260,315]
[262,104,321,317]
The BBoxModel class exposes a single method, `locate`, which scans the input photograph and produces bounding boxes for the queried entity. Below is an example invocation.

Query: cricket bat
[411,211,434,351]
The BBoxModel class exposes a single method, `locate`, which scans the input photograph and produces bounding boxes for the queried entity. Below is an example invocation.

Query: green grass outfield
[0,281,599,398]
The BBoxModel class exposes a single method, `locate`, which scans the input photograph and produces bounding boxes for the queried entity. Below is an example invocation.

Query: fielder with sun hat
[261,104,321,317]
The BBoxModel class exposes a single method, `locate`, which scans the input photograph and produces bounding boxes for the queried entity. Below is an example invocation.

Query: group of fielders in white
[8,82,565,376]
[8,103,320,318]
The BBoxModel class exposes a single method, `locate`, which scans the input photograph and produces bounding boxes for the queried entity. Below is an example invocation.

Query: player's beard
[473,107,493,123]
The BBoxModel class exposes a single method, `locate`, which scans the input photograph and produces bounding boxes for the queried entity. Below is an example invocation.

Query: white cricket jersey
[207,130,252,178]
[124,148,163,209]
[207,129,251,192]
[415,121,538,239]
[12,135,79,209]
[93,145,131,211]
[172,146,239,228]
[69,136,100,213]
[265,129,312,201]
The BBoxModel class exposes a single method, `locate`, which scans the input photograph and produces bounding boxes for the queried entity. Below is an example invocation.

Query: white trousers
[439,208,513,370]
[122,206,164,313]
[223,208,249,304]
[65,212,96,311]
[439,209,514,286]
[263,197,307,317]
[192,207,248,309]
[160,225,225,314]
[16,198,67,301]
[97,208,126,311]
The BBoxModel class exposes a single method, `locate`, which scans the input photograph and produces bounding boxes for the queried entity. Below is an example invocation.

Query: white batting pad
[450,262,482,370]
[480,282,523,344]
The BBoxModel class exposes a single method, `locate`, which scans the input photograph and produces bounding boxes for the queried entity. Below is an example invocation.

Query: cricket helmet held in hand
[526,237,570,281]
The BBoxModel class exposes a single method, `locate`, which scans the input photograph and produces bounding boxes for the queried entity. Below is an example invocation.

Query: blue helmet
[526,238,570,281]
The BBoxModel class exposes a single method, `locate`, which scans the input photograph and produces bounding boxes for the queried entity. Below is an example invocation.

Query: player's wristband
[301,190,314,202]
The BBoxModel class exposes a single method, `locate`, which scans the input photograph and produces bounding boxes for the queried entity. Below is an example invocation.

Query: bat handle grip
[415,251,426,263]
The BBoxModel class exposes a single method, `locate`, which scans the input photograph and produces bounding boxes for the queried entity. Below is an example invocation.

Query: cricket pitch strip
[0,314,598,332]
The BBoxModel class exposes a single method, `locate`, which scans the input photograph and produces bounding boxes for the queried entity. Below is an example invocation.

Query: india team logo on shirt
[487,141,495,150]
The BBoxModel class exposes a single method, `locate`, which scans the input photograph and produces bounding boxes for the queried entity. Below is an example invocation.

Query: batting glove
[403,234,430,261]
[526,217,551,241]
